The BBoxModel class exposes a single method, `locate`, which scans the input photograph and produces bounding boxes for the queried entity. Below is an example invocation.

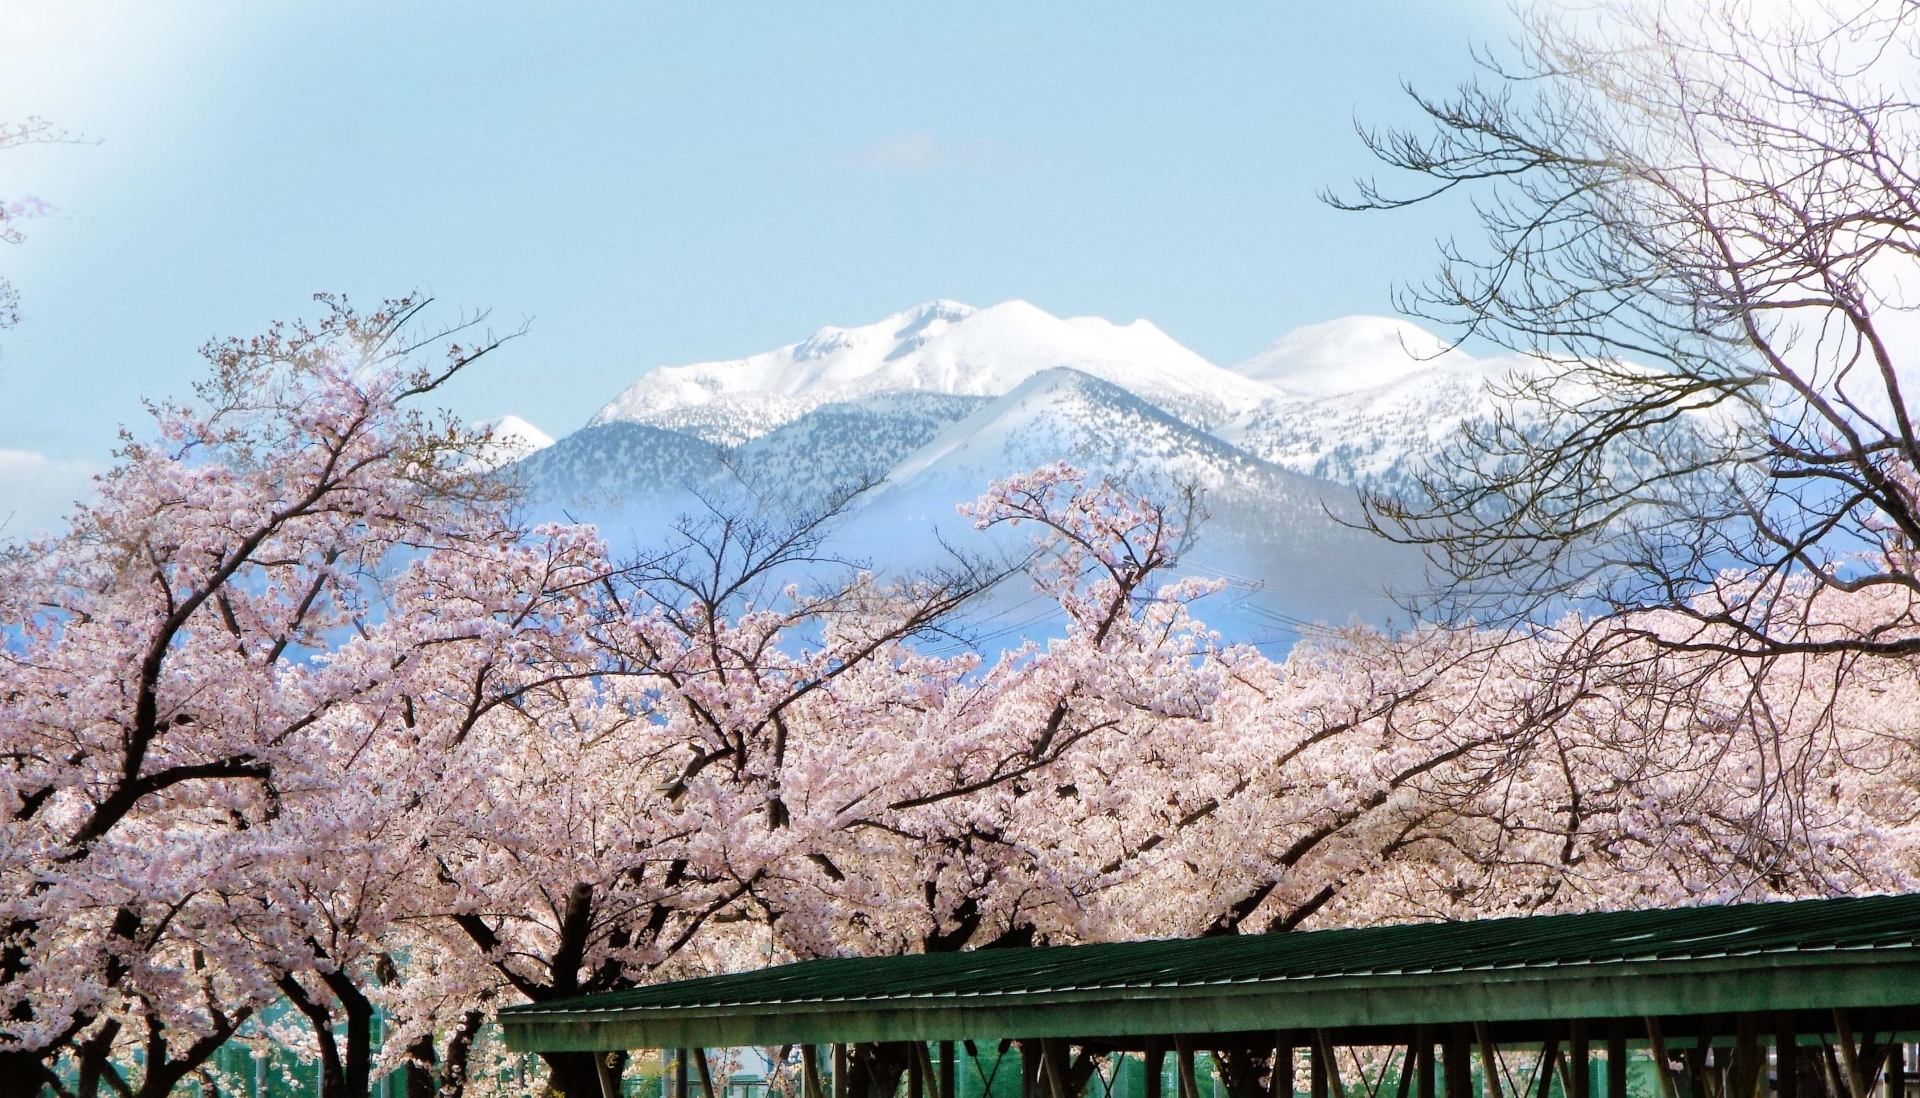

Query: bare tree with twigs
[1340,0,1920,662]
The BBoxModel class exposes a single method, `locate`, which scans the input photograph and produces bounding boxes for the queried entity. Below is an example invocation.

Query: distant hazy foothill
[511,301,1528,645]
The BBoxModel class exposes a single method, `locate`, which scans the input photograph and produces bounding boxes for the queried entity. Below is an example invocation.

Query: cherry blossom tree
[339,494,1920,1098]
[401,491,1021,1098]
[225,518,618,1098]
[9,283,1907,1098]
[1398,604,1920,916]
[0,293,535,1098]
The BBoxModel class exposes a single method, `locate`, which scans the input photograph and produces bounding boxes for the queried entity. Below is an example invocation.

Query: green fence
[41,1035,1732,1098]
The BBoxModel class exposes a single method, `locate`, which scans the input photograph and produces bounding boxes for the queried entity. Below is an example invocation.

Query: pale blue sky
[0,0,1505,480]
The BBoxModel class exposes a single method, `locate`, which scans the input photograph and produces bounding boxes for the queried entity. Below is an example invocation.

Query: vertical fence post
[1417,1028,1435,1098]
[1569,1022,1589,1098]
[1605,1023,1626,1098]
[1773,1015,1799,1098]
[1177,1040,1199,1098]
[1273,1033,1295,1098]
[1446,1026,1473,1098]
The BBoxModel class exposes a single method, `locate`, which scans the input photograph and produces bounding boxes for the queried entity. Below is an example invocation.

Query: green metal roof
[501,893,1920,1053]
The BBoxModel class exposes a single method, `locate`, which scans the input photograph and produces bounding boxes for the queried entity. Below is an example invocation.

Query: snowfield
[588,300,1277,440]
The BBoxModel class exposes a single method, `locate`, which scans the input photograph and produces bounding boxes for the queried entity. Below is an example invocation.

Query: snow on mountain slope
[845,368,1425,636]
[880,367,1269,499]
[590,300,1276,444]
[472,414,555,469]
[1232,316,1460,397]
[1222,355,1533,492]
[730,391,992,500]
[515,421,726,509]
[1220,317,1545,494]
[512,306,1491,641]
[483,414,555,450]
[519,391,989,516]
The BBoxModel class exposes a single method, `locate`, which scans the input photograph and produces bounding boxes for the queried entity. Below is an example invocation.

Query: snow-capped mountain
[465,415,558,473]
[732,391,993,499]
[516,421,726,508]
[882,368,1274,500]
[509,301,1527,643]
[1222,357,1505,491]
[1231,315,1457,396]
[1218,318,1536,493]
[835,368,1419,633]
[589,300,1275,444]
[484,414,556,451]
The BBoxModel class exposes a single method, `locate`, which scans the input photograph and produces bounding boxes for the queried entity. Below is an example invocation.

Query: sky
[0,0,1508,531]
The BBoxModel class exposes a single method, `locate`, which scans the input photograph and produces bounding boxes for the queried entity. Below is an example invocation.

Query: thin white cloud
[0,448,95,540]
[849,132,1007,174]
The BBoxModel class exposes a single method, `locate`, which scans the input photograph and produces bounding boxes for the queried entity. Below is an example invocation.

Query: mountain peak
[481,414,554,449]
[471,414,555,468]
[876,365,1262,502]
[899,299,976,327]
[519,310,1454,641]
[1231,315,1458,398]
[588,299,1275,444]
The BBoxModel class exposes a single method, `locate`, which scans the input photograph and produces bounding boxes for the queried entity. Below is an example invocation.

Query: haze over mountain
[514,301,1531,648]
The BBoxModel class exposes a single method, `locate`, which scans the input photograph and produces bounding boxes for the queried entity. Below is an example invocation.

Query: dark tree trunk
[849,1044,913,1098]
[320,969,376,1098]
[409,1033,441,1098]
[280,975,348,1098]
[408,1012,491,1098]
[1217,1048,1277,1098]
[76,1020,124,1098]
[543,1052,610,1098]
[0,1049,55,1098]
[129,1007,250,1098]
[438,1010,488,1098]
[536,883,625,1098]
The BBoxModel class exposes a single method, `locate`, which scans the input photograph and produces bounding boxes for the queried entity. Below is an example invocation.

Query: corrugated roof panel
[504,892,1920,1018]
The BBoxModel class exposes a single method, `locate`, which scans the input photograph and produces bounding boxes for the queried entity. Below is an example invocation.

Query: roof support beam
[505,958,1920,1053]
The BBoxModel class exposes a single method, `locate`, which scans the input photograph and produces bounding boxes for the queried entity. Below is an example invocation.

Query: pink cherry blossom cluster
[3,303,1912,1098]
